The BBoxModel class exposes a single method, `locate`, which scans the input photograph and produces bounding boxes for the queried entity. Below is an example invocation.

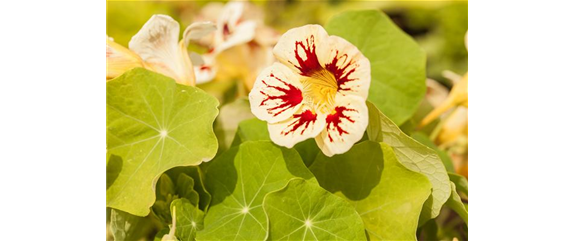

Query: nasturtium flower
[249,25,371,156]
[106,14,216,86]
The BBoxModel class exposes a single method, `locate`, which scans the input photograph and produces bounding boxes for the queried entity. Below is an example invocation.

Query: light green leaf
[171,198,205,241]
[446,182,468,224]
[197,141,316,240]
[366,102,450,222]
[310,141,431,240]
[263,179,367,241]
[412,132,455,173]
[326,10,426,125]
[106,68,219,216]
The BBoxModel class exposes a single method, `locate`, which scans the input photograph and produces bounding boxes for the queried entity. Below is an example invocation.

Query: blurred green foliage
[107,0,467,87]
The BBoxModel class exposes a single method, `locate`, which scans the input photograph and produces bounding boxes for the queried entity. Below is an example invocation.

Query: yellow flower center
[300,68,338,114]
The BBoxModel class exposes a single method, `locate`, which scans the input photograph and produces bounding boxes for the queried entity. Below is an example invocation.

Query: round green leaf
[197,141,316,241]
[310,141,431,240]
[263,179,367,241]
[325,10,426,125]
[106,68,219,216]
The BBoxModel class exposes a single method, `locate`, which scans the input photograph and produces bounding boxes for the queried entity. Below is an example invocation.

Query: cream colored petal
[129,14,195,85]
[182,21,216,46]
[210,2,256,53]
[193,53,217,84]
[217,20,256,53]
[268,105,326,148]
[324,36,371,100]
[249,62,305,124]
[315,95,369,157]
[106,37,143,79]
[272,24,330,76]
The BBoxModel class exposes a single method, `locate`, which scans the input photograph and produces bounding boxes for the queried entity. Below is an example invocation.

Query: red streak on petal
[260,73,303,117]
[200,65,211,71]
[223,23,231,38]
[325,106,356,142]
[282,110,317,136]
[325,51,358,91]
[290,35,322,76]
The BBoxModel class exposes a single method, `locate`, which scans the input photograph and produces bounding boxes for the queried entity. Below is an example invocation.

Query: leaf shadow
[107,154,123,190]
[203,147,239,207]
[310,141,384,201]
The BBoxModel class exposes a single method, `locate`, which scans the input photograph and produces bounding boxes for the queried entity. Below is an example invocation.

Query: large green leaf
[310,141,431,240]
[197,141,316,240]
[412,132,455,173]
[171,198,205,241]
[326,10,426,125]
[106,68,219,216]
[263,179,367,241]
[366,102,450,223]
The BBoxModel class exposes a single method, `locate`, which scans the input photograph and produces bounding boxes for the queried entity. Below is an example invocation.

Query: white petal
[213,2,256,53]
[315,95,369,157]
[325,36,371,100]
[272,24,330,76]
[183,21,216,46]
[193,53,217,84]
[217,21,256,53]
[268,105,326,148]
[129,14,195,85]
[249,62,304,123]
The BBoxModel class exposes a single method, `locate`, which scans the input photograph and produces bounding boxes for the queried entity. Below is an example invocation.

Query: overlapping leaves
[106,68,219,216]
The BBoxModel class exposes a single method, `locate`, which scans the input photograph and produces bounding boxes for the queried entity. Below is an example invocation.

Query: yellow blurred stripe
[467,108,574,137]
[467,72,574,107]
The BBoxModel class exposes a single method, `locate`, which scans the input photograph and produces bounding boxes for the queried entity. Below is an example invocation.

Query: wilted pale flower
[249,25,371,157]
[192,1,278,87]
[107,14,215,86]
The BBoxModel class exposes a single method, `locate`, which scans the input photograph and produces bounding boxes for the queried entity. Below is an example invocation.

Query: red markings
[291,36,322,76]
[260,73,303,117]
[325,106,356,142]
[282,110,317,136]
[290,37,359,92]
[325,51,358,91]
[222,23,231,39]
[199,65,211,71]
